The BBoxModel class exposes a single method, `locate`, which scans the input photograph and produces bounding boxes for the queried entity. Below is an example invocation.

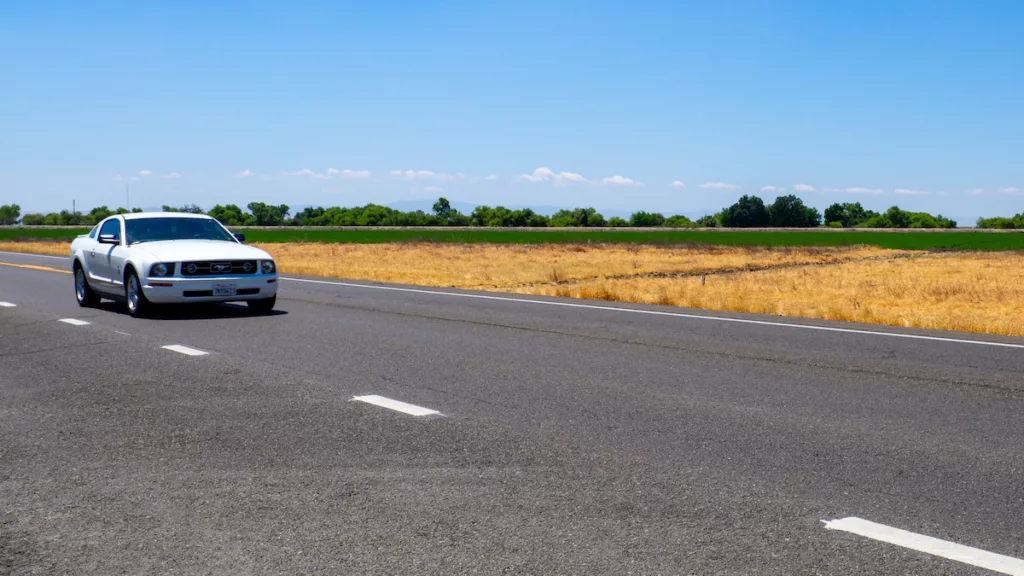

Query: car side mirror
[98,234,119,245]
[233,233,246,243]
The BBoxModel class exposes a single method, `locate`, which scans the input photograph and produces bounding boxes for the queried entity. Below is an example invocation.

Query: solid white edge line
[0,301,15,307]
[824,517,1024,575]
[0,250,66,260]
[161,344,209,356]
[58,318,90,326]
[351,394,441,417]
[281,277,1024,350]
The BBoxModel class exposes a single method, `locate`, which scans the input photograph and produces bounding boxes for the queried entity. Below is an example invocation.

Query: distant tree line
[975,212,1024,229]
[3,195,1006,229]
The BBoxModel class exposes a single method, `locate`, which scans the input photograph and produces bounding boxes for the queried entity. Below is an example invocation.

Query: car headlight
[150,263,172,277]
[261,260,276,274]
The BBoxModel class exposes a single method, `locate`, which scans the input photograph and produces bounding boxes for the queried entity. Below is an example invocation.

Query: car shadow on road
[94,300,287,320]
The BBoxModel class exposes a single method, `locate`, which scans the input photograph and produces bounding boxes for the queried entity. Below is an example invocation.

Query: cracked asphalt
[2,250,1024,575]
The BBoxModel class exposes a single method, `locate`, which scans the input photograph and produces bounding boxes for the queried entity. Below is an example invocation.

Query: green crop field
[2,226,1023,251]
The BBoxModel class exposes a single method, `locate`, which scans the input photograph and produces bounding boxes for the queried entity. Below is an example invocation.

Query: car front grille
[180,260,259,276]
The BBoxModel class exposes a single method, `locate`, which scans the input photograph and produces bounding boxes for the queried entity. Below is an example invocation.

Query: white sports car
[69,212,279,317]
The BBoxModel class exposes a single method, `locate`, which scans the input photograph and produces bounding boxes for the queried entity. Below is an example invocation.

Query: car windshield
[125,217,236,245]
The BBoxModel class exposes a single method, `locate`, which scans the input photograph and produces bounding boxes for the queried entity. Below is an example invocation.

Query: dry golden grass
[256,242,904,289]
[3,240,1022,337]
[0,241,68,256]
[519,251,1024,337]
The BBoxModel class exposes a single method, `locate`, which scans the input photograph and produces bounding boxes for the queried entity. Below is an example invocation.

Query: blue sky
[2,0,1022,222]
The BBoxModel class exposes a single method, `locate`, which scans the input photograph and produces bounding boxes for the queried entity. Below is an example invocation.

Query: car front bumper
[142,275,279,304]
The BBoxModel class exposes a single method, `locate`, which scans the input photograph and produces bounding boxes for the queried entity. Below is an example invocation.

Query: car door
[88,218,124,292]
[105,218,131,292]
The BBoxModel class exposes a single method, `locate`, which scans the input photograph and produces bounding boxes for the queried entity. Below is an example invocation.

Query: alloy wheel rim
[75,269,86,301]
[128,276,139,311]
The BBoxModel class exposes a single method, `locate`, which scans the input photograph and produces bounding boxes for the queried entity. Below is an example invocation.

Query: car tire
[74,263,99,307]
[125,269,151,318]
[247,295,276,315]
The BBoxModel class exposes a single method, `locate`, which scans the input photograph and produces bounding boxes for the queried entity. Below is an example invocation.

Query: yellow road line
[0,261,71,274]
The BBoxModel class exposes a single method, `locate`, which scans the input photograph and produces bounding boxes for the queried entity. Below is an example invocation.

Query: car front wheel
[125,270,151,317]
[74,264,99,307]
[247,295,276,315]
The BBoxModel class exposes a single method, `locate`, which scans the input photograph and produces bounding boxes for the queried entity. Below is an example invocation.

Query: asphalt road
[2,250,1024,575]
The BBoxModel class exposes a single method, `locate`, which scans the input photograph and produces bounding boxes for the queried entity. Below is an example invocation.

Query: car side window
[99,219,120,241]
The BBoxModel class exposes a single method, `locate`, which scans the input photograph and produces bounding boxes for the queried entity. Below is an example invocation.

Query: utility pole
[73,199,76,214]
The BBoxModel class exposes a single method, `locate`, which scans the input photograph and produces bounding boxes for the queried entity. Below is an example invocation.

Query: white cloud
[390,169,466,181]
[792,184,815,192]
[139,169,151,176]
[998,187,1022,196]
[967,188,984,196]
[698,181,741,190]
[282,168,371,180]
[826,186,883,194]
[161,172,181,180]
[602,175,640,186]
[341,169,371,179]
[671,180,686,188]
[234,170,253,179]
[894,188,928,196]
[283,168,317,177]
[484,174,498,181]
[517,167,589,186]
[760,185,785,192]
[425,186,444,193]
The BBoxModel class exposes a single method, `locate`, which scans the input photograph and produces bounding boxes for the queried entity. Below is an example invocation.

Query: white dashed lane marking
[824,517,1024,575]
[58,318,91,326]
[351,395,441,417]
[0,302,16,307]
[161,344,209,356]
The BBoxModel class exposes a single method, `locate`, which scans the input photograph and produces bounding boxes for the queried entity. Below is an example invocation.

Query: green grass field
[2,227,1023,251]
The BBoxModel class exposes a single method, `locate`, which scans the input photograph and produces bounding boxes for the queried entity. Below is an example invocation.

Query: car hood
[133,240,272,263]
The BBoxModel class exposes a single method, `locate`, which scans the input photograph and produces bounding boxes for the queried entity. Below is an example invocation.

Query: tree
[824,202,875,227]
[823,203,845,226]
[549,207,604,227]
[720,195,770,227]
[768,195,815,227]
[247,202,290,226]
[208,204,247,226]
[804,206,823,228]
[976,216,1017,229]
[20,213,43,225]
[607,216,629,227]
[0,204,20,225]
[663,215,694,228]
[694,215,718,228]
[885,206,911,228]
[293,206,326,226]
[629,211,666,227]
[432,197,453,220]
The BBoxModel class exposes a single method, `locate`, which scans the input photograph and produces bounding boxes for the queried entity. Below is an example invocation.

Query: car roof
[119,212,213,221]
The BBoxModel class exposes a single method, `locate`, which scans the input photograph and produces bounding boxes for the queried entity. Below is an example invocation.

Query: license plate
[214,283,237,296]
